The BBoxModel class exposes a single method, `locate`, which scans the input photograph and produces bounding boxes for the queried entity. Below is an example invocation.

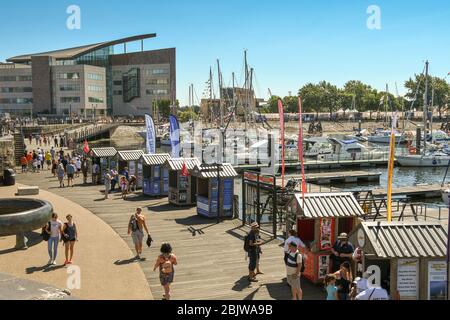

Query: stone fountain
[0,198,53,249]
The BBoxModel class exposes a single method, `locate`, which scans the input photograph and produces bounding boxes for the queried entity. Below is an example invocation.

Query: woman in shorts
[120,176,129,199]
[153,243,177,300]
[62,214,78,265]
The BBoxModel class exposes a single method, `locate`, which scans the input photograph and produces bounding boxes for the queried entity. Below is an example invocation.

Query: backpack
[41,222,51,241]
[243,234,251,252]
[130,216,139,232]
[161,255,174,274]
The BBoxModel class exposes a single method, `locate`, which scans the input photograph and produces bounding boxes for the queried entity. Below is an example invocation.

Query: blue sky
[1,0,449,106]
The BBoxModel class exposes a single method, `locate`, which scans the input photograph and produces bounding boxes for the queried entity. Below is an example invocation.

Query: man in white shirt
[355,282,389,300]
[284,230,305,263]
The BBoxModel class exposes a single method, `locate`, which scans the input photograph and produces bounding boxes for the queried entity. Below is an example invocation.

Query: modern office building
[0,34,176,117]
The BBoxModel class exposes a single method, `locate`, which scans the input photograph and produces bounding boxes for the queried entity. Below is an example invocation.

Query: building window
[113,90,123,95]
[0,75,32,82]
[146,78,169,85]
[149,68,169,75]
[88,85,103,92]
[57,72,80,80]
[0,98,33,104]
[113,70,122,77]
[87,73,104,81]
[60,97,80,103]
[122,68,141,103]
[0,87,32,93]
[146,89,168,95]
[88,97,104,103]
[113,80,122,86]
[59,84,80,91]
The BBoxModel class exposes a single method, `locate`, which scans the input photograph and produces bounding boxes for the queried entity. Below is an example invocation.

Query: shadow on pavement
[0,232,43,255]
[114,258,138,265]
[232,276,252,292]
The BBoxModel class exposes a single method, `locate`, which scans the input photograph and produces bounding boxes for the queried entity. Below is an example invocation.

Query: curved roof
[7,34,157,63]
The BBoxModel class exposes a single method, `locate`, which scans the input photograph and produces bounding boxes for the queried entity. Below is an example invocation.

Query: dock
[370,184,443,199]
[288,171,381,185]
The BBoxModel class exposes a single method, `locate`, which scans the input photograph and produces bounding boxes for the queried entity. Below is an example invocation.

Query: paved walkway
[14,169,325,300]
[0,184,153,300]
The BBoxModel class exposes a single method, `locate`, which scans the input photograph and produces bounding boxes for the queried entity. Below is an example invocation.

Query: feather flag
[298,96,307,197]
[83,140,90,154]
[278,99,285,189]
[387,111,398,222]
[181,161,189,177]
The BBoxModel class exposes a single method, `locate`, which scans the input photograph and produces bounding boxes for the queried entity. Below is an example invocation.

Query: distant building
[0,34,176,117]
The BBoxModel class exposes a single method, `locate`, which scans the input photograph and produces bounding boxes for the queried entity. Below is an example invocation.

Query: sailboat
[397,61,450,167]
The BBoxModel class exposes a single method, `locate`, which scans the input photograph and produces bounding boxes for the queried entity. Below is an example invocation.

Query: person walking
[66,161,76,187]
[54,136,58,147]
[128,175,137,193]
[50,146,55,160]
[81,158,89,184]
[57,163,65,188]
[127,208,150,259]
[26,151,33,171]
[20,153,28,173]
[120,176,129,199]
[51,159,58,177]
[45,151,52,170]
[62,214,78,265]
[104,170,112,199]
[92,162,100,185]
[75,157,81,178]
[333,261,353,300]
[110,169,118,192]
[153,243,177,300]
[245,222,262,282]
[285,242,303,300]
[44,213,63,265]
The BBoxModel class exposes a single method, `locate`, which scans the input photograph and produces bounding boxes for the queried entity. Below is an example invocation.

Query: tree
[178,109,198,122]
[157,99,171,118]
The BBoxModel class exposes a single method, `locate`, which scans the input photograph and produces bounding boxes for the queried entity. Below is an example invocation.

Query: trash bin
[3,169,16,186]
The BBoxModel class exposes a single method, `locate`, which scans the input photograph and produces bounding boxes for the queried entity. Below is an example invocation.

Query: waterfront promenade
[12,170,324,300]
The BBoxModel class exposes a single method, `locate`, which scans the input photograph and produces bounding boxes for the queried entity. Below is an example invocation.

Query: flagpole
[298,96,307,198]
[387,112,397,223]
[278,99,285,189]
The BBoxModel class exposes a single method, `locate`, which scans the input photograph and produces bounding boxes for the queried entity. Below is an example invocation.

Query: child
[120,176,128,199]
[325,274,338,300]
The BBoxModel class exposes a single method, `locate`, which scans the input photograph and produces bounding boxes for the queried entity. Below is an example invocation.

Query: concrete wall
[31,56,54,114]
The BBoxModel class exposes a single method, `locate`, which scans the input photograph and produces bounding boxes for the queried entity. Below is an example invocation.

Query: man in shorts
[285,242,303,300]
[128,208,150,260]
[66,161,76,187]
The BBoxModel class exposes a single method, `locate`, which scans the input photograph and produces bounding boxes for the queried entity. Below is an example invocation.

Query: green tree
[178,109,198,122]
[157,99,171,118]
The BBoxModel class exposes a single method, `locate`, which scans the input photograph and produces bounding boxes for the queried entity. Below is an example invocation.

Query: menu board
[428,261,447,300]
[319,218,334,251]
[397,259,419,300]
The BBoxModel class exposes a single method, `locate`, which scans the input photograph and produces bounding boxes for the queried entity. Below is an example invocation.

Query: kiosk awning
[192,163,238,178]
[141,154,171,166]
[294,192,366,219]
[118,150,145,161]
[165,158,201,171]
[355,221,447,259]
[92,147,117,158]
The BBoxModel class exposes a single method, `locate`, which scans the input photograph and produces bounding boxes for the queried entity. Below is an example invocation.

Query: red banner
[298,96,307,196]
[278,99,285,189]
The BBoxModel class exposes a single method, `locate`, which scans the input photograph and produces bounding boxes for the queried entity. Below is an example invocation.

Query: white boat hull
[368,135,406,144]
[397,155,450,167]
[442,190,450,205]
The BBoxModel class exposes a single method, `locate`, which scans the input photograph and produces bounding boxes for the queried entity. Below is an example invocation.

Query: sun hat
[338,233,348,240]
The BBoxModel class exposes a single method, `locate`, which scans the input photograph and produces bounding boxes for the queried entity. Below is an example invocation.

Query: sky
[1,0,449,106]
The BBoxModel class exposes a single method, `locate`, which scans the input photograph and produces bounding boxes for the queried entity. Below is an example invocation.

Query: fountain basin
[0,198,53,249]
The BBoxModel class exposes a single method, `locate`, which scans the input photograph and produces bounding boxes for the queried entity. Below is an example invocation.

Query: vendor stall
[348,221,448,300]
[91,147,118,183]
[141,153,171,197]
[192,163,238,218]
[286,192,366,284]
[165,158,201,206]
[117,150,145,188]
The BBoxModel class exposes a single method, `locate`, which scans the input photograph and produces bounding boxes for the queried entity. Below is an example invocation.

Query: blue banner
[169,115,180,158]
[145,114,156,154]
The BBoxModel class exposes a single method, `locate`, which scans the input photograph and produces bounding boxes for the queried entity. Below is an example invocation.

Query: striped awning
[141,154,171,166]
[294,192,366,219]
[354,221,447,259]
[192,163,238,178]
[91,147,117,158]
[165,158,201,171]
[117,150,145,161]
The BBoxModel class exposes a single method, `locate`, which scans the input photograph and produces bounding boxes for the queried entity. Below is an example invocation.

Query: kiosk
[91,147,118,183]
[192,163,238,218]
[165,158,201,206]
[141,154,171,197]
[117,150,145,188]
[286,192,366,283]
[348,221,448,300]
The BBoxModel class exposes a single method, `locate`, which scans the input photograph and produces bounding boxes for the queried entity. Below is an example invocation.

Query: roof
[356,221,448,259]
[192,163,238,178]
[117,150,145,161]
[91,147,117,158]
[141,154,171,166]
[165,158,201,171]
[293,192,366,219]
[7,34,157,63]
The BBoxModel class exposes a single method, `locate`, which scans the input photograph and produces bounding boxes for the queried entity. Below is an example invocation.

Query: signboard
[222,178,234,216]
[244,172,274,185]
[397,259,419,300]
[428,261,447,300]
[137,162,143,188]
[319,218,334,251]
[129,161,136,176]
[318,254,329,279]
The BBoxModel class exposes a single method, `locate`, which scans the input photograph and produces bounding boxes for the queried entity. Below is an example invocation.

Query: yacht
[397,151,450,167]
[304,137,333,158]
[367,129,406,144]
[316,138,386,161]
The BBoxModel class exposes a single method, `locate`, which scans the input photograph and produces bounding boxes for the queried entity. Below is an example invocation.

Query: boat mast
[232,72,236,122]
[244,50,248,133]
[385,84,389,128]
[431,86,435,142]
[424,60,429,155]
[209,67,214,125]
[217,59,224,128]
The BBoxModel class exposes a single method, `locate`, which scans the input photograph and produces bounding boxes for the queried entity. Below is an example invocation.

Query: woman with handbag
[62,214,78,266]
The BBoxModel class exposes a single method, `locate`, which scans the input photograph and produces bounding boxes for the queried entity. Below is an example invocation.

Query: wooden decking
[15,171,324,300]
[371,184,443,198]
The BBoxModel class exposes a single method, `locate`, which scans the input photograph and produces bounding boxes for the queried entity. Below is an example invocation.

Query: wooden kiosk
[117,150,145,188]
[164,158,201,206]
[140,154,171,197]
[192,163,238,218]
[91,147,118,183]
[349,221,448,300]
[287,192,366,283]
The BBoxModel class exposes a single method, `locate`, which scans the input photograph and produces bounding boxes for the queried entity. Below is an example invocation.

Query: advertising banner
[169,115,180,158]
[428,260,447,300]
[397,259,419,300]
[319,218,334,251]
[145,114,156,154]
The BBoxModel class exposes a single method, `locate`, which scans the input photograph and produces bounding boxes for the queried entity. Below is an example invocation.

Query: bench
[16,186,39,196]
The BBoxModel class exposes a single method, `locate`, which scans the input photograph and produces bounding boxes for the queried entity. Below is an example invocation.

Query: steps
[13,131,25,165]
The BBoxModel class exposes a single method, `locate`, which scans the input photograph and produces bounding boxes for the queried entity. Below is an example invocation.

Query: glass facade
[122,68,140,103]
[1,87,32,93]
[0,98,33,104]
[0,75,32,82]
